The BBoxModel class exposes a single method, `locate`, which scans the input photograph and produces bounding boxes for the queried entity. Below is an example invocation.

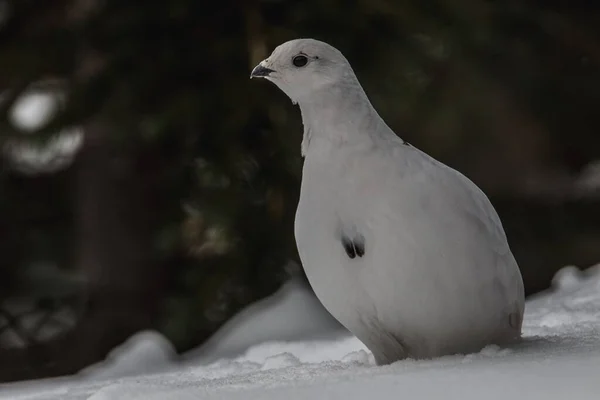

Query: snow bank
[2,264,600,400]
[76,277,344,380]
[79,331,177,381]
[183,276,346,364]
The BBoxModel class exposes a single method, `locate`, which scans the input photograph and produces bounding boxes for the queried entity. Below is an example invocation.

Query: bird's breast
[294,151,380,326]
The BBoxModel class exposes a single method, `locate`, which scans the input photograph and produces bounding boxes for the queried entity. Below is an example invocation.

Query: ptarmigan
[251,38,525,364]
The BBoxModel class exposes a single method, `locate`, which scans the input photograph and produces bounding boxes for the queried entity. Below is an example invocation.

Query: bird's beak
[250,62,275,79]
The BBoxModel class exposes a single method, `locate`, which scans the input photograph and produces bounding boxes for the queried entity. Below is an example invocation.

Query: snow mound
[75,276,345,381]
[79,331,177,380]
[183,276,346,364]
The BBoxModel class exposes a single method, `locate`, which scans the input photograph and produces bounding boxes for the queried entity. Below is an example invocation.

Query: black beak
[250,64,275,78]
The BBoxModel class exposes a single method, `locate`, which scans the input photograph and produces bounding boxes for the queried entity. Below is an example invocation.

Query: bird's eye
[292,55,308,67]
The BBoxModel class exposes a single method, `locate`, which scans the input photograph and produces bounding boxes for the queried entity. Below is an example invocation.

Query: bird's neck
[297,81,388,157]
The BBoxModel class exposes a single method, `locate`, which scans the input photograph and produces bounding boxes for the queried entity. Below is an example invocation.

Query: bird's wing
[355,145,524,328]
[390,145,513,261]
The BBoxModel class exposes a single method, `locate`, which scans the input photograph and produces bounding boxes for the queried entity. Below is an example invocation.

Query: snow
[183,276,345,364]
[79,332,177,381]
[2,264,600,400]
[77,277,344,380]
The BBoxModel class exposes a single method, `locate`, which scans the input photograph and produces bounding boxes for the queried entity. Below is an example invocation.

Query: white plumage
[251,38,525,364]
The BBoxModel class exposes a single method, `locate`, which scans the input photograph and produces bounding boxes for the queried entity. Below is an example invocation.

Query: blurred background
[0,0,599,384]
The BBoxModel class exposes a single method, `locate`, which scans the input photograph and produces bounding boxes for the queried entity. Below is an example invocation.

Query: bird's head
[250,39,356,104]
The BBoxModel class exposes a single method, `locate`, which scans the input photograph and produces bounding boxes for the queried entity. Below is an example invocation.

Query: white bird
[250,38,525,364]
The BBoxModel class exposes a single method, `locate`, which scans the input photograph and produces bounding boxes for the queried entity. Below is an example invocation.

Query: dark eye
[292,55,308,67]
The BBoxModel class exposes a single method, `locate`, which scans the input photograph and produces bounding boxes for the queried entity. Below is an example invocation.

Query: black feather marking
[355,239,365,257]
[341,236,356,259]
[341,234,365,259]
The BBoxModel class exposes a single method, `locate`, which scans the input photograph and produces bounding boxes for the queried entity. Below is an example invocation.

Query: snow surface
[78,277,344,380]
[183,276,346,365]
[2,265,600,400]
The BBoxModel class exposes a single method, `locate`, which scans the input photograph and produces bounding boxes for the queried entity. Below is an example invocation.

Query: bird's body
[296,128,523,363]
[251,39,524,364]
